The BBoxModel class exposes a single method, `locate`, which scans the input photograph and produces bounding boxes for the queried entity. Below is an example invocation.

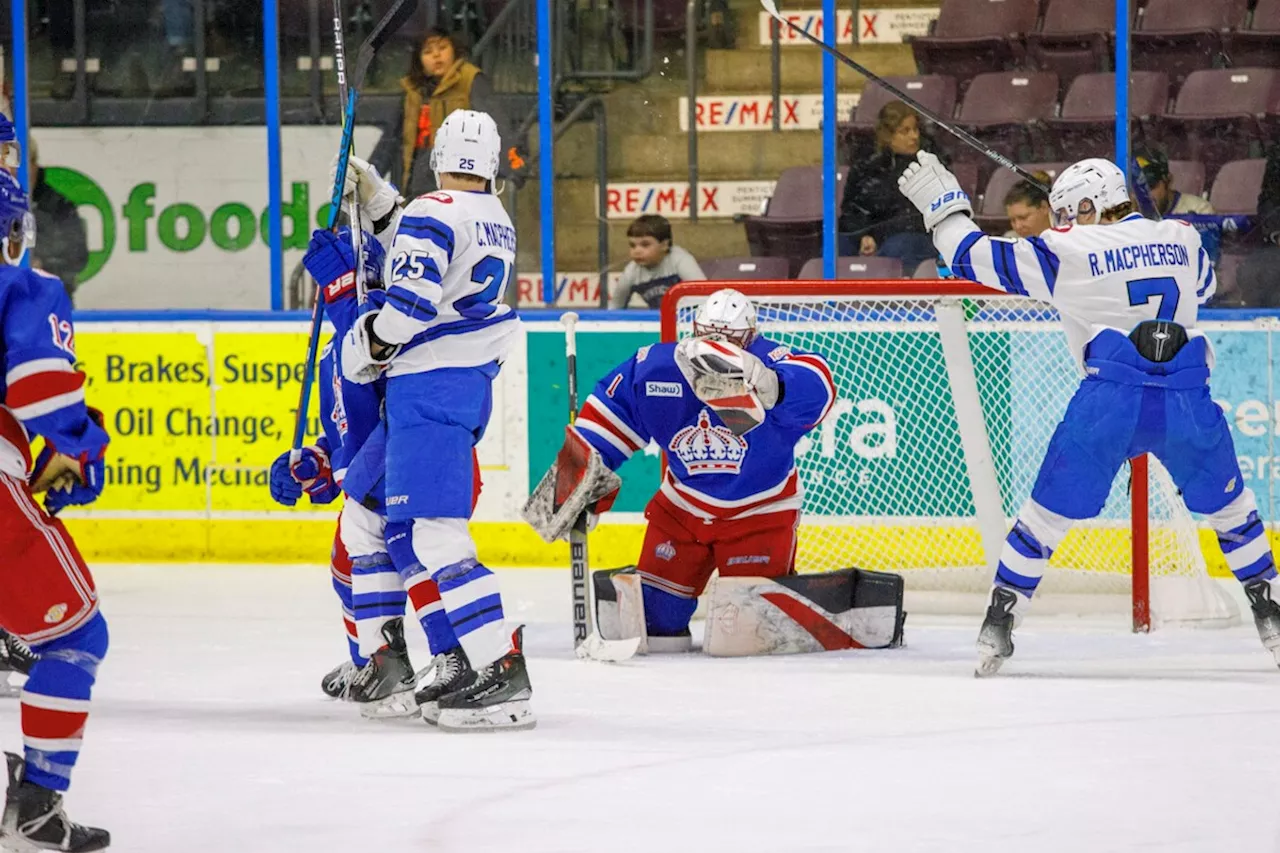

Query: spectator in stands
[369,28,521,198]
[1235,144,1280,308]
[1138,149,1215,217]
[27,138,89,301]
[839,101,938,275]
[1003,172,1053,238]
[610,214,705,309]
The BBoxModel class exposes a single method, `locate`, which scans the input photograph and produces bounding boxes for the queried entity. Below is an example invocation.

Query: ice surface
[7,564,1280,853]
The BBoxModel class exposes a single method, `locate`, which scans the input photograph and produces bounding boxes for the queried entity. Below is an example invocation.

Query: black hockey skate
[415,647,472,726]
[975,587,1019,678]
[348,618,418,719]
[1244,578,1280,668]
[0,752,109,852]
[320,660,358,701]
[436,627,535,733]
[0,632,37,699]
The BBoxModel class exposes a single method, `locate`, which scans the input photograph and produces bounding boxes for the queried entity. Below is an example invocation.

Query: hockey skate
[0,632,36,699]
[415,647,471,726]
[1244,578,1280,668]
[975,587,1020,678]
[348,618,418,719]
[320,660,358,701]
[436,627,535,733]
[0,753,108,852]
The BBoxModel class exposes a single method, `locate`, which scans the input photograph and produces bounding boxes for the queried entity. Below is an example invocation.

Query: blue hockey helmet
[0,171,35,266]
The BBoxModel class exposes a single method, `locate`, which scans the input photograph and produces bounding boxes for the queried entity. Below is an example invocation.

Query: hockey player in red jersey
[0,167,111,850]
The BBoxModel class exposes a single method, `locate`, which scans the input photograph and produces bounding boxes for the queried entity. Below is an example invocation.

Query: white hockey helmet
[431,109,501,187]
[693,288,757,348]
[1048,158,1130,227]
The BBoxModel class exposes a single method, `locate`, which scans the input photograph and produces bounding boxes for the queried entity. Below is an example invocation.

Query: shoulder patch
[645,381,683,398]
[636,345,652,363]
[767,345,792,363]
[421,192,454,204]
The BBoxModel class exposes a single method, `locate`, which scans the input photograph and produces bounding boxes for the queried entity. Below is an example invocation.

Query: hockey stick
[562,312,641,663]
[757,0,1050,194]
[290,0,420,459]
[332,0,369,305]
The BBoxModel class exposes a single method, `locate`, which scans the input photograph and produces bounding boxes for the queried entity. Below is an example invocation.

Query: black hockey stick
[758,0,1050,195]
[562,312,592,648]
[291,0,419,459]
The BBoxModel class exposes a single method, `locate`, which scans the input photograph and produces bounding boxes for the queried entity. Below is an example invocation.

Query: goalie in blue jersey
[900,153,1278,675]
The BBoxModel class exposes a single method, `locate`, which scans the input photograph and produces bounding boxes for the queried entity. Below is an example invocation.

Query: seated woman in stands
[838,100,940,275]
[1002,172,1053,239]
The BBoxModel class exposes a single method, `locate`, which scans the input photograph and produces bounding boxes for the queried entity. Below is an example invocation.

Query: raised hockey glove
[674,337,779,436]
[330,154,402,232]
[303,229,358,302]
[341,303,401,385]
[898,150,972,232]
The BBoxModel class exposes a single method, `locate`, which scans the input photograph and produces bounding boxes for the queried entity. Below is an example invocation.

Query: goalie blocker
[593,566,905,656]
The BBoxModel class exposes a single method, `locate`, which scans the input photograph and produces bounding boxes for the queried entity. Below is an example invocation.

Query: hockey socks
[331,537,365,667]
[386,521,460,657]
[1216,510,1277,586]
[992,519,1054,599]
[350,553,408,660]
[20,614,108,792]
[435,559,510,667]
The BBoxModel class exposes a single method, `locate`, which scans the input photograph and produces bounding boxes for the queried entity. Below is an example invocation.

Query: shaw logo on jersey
[645,381,683,397]
[668,409,748,475]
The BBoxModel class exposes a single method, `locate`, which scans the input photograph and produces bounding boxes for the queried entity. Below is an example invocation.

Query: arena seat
[1222,0,1280,70]
[797,257,906,280]
[909,0,1040,93]
[699,256,792,281]
[1167,160,1207,197]
[1131,0,1248,85]
[743,166,849,278]
[1045,71,1169,162]
[842,75,958,154]
[946,71,1059,181]
[1207,158,1268,215]
[1026,0,1121,89]
[1156,68,1279,178]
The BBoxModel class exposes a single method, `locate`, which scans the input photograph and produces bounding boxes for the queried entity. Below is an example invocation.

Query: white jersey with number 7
[933,212,1217,364]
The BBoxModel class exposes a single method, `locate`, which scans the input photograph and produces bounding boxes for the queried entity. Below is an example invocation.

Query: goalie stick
[757,0,1049,194]
[562,312,641,663]
[290,0,419,463]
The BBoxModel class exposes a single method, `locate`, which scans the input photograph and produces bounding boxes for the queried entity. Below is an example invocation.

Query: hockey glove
[269,446,337,506]
[303,229,358,302]
[898,150,972,232]
[31,407,108,513]
[675,337,779,435]
[341,308,401,385]
[330,154,401,232]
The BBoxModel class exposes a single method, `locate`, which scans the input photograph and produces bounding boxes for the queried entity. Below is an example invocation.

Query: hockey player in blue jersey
[527,288,838,651]
[329,110,530,731]
[269,227,467,720]
[0,168,112,850]
[899,153,1279,675]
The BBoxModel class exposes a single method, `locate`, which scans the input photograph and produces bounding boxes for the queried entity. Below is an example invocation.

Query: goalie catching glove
[898,150,973,232]
[522,427,621,543]
[674,336,779,436]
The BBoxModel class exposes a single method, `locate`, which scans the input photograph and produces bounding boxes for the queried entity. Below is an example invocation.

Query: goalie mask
[1049,158,1129,228]
[693,288,757,348]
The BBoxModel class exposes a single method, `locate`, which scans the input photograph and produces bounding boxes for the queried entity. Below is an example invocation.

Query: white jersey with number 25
[371,189,522,377]
[933,212,1216,365]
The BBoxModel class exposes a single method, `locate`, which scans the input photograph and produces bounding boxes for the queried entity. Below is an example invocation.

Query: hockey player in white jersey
[899,154,1279,675]
[336,109,533,731]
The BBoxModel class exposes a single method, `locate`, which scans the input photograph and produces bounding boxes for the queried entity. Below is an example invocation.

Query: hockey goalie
[526,288,905,656]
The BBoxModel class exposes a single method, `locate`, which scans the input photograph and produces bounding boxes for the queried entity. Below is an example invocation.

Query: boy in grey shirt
[610,214,706,308]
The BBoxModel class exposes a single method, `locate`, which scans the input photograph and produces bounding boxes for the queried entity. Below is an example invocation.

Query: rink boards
[54,315,1280,575]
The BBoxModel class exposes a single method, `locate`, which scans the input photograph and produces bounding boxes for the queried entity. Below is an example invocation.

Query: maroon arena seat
[974,162,1069,230]
[797,257,906,280]
[842,76,958,154]
[1208,252,1248,305]
[947,72,1060,180]
[1223,0,1280,70]
[1167,160,1207,197]
[698,256,792,282]
[1045,71,1169,161]
[909,0,1040,93]
[1131,0,1248,86]
[743,166,850,278]
[1208,158,1268,214]
[1156,68,1280,178]
[1026,0,1122,89]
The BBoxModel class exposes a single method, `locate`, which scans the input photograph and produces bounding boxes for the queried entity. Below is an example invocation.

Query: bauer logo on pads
[645,381,683,397]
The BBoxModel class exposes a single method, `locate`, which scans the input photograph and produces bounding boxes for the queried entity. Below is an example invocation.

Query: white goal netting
[668,286,1238,628]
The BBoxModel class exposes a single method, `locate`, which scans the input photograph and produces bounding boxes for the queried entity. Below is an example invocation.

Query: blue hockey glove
[269,446,338,507]
[303,229,357,302]
[32,407,109,515]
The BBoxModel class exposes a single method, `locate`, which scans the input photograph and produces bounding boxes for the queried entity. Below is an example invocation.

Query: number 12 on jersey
[1126,276,1180,322]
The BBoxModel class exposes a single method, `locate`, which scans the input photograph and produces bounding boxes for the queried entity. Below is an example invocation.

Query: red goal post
[659,280,1223,633]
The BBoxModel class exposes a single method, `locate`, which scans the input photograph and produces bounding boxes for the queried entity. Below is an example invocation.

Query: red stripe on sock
[21,705,88,740]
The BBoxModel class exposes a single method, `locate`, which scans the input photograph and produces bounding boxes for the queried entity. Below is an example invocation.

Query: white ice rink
[7,564,1280,853]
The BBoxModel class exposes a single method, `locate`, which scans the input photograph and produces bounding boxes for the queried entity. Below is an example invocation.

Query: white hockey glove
[898,150,973,232]
[341,311,401,385]
[330,154,402,230]
[674,337,779,436]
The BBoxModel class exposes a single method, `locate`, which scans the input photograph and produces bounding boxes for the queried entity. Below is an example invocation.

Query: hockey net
[661,281,1239,630]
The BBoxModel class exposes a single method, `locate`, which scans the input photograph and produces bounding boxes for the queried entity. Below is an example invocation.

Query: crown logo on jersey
[668,409,748,475]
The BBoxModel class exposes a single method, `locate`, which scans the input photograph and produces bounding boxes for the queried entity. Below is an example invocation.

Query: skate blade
[974,655,1006,678]
[420,702,440,726]
[0,829,110,853]
[437,699,536,733]
[357,687,420,720]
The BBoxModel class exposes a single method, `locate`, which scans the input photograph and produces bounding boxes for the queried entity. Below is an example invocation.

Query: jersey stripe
[993,240,1027,296]
[386,285,440,322]
[397,216,456,260]
[1025,236,1059,294]
[7,372,86,422]
[6,358,74,385]
[577,397,645,455]
[951,231,983,282]
[783,354,836,426]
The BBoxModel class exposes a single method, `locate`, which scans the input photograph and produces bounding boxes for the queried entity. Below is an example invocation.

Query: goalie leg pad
[592,567,648,653]
[703,568,905,657]
[522,427,622,543]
